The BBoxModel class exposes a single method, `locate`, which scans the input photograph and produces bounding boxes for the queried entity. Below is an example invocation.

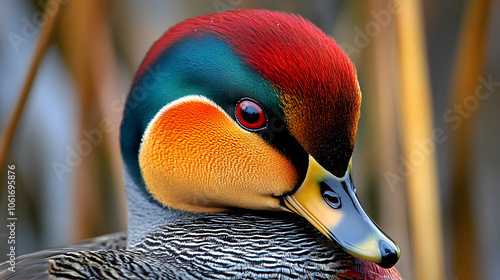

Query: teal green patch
[121,35,283,188]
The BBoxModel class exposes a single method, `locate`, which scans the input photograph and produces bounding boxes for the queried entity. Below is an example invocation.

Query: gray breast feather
[0,212,355,279]
[130,212,351,279]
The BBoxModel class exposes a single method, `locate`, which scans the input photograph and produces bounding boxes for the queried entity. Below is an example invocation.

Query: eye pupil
[241,104,260,123]
[236,99,266,130]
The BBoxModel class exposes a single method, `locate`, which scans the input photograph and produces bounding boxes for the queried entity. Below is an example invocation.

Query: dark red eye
[236,99,266,130]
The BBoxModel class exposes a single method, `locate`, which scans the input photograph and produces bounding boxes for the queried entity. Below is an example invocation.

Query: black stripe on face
[227,97,309,194]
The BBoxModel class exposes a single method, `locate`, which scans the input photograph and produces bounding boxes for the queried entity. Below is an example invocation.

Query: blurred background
[0,0,499,279]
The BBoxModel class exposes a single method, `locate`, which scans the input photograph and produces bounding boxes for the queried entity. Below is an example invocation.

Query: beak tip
[378,240,400,268]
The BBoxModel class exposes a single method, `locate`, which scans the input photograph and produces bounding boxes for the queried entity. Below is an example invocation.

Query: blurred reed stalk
[395,0,444,279]
[57,0,101,240]
[0,0,62,183]
[369,0,413,277]
[58,0,125,240]
[449,0,490,278]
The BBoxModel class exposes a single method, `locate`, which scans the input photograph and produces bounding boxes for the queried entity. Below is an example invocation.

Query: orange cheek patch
[139,96,299,212]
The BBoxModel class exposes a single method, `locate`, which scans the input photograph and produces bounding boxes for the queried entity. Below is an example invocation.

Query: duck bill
[283,156,400,268]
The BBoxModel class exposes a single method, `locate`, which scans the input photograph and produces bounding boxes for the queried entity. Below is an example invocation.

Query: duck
[0,9,402,279]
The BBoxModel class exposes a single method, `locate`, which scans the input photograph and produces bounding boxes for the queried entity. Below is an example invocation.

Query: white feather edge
[138,95,248,157]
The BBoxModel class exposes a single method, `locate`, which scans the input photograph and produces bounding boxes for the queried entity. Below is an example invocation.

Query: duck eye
[235,99,266,130]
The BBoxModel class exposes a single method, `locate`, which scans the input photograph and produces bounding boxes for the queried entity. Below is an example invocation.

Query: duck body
[1,9,403,279]
[3,212,399,279]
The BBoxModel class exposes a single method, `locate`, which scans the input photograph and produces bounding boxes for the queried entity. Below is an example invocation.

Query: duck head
[121,9,400,268]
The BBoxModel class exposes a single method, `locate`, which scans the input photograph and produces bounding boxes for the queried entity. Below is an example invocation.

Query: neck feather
[123,164,197,248]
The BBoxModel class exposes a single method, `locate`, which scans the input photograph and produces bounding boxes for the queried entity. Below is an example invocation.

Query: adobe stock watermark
[51,119,116,182]
[51,64,169,182]
[340,0,406,56]
[212,0,242,13]
[7,0,70,54]
[385,74,500,191]
[5,165,17,273]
